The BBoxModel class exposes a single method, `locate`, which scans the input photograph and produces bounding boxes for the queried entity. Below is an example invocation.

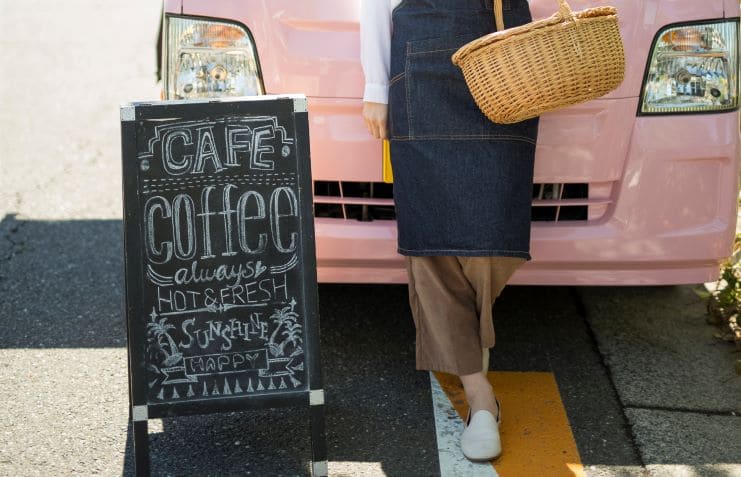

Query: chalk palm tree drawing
[147,309,183,367]
[283,321,304,358]
[267,298,303,357]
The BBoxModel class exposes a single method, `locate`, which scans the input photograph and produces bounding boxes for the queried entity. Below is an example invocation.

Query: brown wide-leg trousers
[405,255,526,376]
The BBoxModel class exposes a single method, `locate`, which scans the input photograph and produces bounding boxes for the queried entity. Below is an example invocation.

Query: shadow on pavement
[0,215,127,348]
[2,215,736,475]
[0,215,438,476]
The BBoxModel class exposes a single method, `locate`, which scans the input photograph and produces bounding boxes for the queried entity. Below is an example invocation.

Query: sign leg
[309,403,328,477]
[133,420,150,477]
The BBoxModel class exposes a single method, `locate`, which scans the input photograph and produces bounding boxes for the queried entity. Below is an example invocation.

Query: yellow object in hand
[382,139,393,184]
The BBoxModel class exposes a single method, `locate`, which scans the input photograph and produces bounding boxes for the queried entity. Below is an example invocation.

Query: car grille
[313,181,612,222]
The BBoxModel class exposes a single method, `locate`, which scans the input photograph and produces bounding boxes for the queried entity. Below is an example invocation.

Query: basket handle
[556,0,575,20]
[494,0,574,31]
[493,0,504,31]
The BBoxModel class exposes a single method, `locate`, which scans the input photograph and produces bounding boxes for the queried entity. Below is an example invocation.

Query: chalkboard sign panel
[121,95,326,476]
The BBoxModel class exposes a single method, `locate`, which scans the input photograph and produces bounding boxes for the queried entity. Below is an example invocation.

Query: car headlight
[164,16,264,100]
[640,19,739,114]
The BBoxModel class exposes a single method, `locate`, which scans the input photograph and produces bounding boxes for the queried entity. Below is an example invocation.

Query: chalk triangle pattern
[172,386,180,399]
[187,385,195,397]
[212,382,220,396]
[247,378,254,392]
[290,376,302,388]
[223,379,232,395]
[279,377,287,389]
[257,379,265,391]
[157,388,164,400]
[234,379,243,394]
[202,382,209,396]
[268,378,276,390]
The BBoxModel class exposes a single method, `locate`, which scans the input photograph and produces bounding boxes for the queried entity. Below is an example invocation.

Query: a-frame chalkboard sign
[120,94,326,476]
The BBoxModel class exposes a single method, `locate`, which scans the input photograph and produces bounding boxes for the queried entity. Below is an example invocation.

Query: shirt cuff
[363,83,389,104]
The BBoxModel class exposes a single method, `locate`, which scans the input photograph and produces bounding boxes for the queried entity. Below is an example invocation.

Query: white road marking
[429,372,499,477]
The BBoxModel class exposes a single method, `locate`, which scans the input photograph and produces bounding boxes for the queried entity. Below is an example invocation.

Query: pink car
[158,0,740,285]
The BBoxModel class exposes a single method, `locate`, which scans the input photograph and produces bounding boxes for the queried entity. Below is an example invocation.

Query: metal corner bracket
[312,460,328,476]
[132,405,148,422]
[120,105,136,122]
[309,389,324,406]
[293,96,308,113]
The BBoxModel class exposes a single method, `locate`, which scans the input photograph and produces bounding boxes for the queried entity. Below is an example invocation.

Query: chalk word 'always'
[174,259,268,288]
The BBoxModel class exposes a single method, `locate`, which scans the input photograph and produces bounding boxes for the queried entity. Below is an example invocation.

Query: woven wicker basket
[451,0,625,124]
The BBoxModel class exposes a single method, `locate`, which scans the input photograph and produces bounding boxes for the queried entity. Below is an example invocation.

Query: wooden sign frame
[120,94,326,476]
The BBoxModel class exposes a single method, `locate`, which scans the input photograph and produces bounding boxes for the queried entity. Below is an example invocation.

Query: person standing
[360,0,539,461]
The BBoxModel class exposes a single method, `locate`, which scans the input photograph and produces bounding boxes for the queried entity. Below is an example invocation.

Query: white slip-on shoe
[460,398,501,461]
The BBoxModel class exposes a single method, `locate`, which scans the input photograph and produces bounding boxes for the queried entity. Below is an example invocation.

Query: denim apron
[388,0,539,259]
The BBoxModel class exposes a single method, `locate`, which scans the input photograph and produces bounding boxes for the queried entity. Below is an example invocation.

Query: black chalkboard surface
[120,95,325,476]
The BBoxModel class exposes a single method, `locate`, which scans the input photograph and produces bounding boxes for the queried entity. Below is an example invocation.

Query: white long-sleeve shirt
[360,0,402,104]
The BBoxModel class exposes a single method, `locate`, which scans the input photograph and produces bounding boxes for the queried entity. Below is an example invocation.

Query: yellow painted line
[433,371,585,477]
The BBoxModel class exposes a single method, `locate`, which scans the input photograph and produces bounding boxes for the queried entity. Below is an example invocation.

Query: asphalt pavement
[0,1,739,476]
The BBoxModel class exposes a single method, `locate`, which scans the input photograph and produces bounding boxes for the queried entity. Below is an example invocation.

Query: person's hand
[362,101,388,139]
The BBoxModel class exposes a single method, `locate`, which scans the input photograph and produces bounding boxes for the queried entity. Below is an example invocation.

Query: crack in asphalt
[624,404,740,418]
[568,286,648,468]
